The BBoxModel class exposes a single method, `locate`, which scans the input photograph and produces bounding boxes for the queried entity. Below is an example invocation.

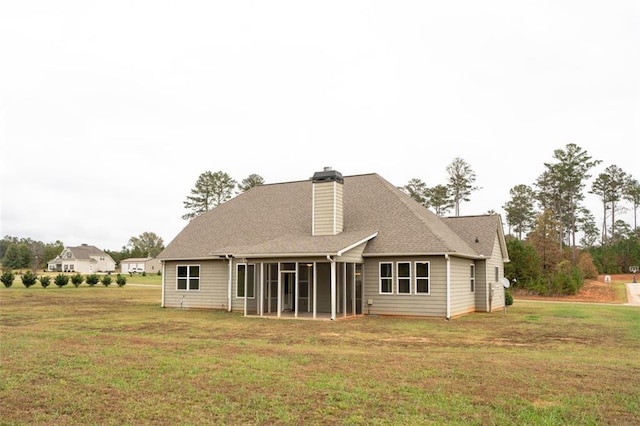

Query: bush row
[1,271,127,288]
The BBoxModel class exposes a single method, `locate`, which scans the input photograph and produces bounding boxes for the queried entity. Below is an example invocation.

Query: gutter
[225,254,233,312]
[445,254,451,320]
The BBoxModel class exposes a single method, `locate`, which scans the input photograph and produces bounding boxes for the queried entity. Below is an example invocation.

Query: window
[177,265,200,290]
[397,262,411,294]
[415,261,430,294]
[470,264,475,292]
[379,262,393,294]
[495,266,499,282]
[236,264,255,298]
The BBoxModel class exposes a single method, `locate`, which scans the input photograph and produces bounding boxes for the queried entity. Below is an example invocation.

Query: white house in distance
[120,257,161,274]
[47,244,116,274]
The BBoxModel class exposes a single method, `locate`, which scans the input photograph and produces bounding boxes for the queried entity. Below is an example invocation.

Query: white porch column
[313,262,317,319]
[277,262,282,318]
[294,262,299,318]
[329,257,336,320]
[342,262,347,317]
[243,264,247,317]
[351,263,356,316]
[259,263,264,316]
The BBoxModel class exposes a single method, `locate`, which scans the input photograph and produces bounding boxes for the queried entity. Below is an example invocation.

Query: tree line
[4,144,638,297]
[0,232,165,271]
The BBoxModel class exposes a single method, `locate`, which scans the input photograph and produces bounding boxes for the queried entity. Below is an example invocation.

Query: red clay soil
[514,274,636,303]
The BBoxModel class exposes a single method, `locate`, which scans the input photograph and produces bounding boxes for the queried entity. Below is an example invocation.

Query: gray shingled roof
[68,245,108,260]
[158,173,497,260]
[442,215,509,261]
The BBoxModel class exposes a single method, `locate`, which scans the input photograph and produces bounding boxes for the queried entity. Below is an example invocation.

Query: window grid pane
[415,262,430,293]
[397,262,411,294]
[380,263,393,293]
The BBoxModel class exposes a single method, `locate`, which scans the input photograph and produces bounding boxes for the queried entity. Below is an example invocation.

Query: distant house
[120,257,161,274]
[47,244,116,274]
[157,168,509,320]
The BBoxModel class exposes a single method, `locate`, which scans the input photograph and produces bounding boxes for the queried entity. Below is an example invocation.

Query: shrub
[116,274,126,287]
[39,275,51,288]
[101,275,112,287]
[505,290,513,306]
[54,274,69,288]
[71,273,84,287]
[86,274,100,286]
[1,271,15,288]
[21,271,38,288]
[142,271,146,277]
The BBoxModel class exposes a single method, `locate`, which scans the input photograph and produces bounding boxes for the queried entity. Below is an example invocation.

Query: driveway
[626,283,640,306]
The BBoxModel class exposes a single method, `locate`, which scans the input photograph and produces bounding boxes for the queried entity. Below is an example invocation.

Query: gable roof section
[442,214,510,261]
[68,245,110,260]
[159,173,482,260]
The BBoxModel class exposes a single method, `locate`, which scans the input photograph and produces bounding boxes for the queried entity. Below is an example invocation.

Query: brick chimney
[312,167,344,236]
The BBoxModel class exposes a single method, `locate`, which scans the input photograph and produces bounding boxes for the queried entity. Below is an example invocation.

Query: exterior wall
[338,242,365,263]
[145,258,162,274]
[362,256,448,317]
[163,259,230,309]
[312,181,343,236]
[90,255,115,273]
[121,258,161,274]
[448,256,477,317]
[121,261,145,274]
[475,260,489,312]
[486,238,506,312]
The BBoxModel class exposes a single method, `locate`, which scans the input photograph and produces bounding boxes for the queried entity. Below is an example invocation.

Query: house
[157,168,509,320]
[47,244,116,274]
[120,257,161,274]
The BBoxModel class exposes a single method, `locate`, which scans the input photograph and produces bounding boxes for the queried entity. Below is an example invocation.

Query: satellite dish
[501,278,511,288]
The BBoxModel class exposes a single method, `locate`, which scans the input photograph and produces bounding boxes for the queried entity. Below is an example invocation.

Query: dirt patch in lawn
[513,274,635,304]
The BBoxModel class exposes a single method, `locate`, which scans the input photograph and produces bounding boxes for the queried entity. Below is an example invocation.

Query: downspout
[225,255,233,312]
[327,255,336,321]
[445,254,451,320]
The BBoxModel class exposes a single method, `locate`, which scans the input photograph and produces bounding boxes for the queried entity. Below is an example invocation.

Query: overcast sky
[1,1,639,252]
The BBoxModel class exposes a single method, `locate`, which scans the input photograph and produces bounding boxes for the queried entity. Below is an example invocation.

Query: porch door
[281,271,295,311]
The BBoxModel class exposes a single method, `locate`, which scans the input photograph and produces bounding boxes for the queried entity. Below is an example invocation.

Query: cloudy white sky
[1,1,639,251]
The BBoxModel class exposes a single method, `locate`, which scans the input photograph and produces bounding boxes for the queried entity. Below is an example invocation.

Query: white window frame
[176,264,200,291]
[470,264,475,293]
[379,262,393,294]
[415,261,430,294]
[397,261,411,294]
[236,263,255,299]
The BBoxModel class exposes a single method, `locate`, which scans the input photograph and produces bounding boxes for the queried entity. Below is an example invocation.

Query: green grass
[1,286,639,425]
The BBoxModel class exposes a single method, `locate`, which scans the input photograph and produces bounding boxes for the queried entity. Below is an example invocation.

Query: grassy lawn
[1,286,639,425]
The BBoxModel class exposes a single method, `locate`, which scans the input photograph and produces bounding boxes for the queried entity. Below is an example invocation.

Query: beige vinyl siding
[313,181,343,236]
[487,238,506,311]
[163,260,229,309]
[338,241,366,263]
[449,256,476,317]
[475,260,488,312]
[362,257,448,317]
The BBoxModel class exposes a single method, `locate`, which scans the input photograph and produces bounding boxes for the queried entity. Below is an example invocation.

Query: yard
[1,281,639,425]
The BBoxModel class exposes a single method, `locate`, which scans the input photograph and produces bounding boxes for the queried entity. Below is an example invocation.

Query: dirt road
[626,283,640,306]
